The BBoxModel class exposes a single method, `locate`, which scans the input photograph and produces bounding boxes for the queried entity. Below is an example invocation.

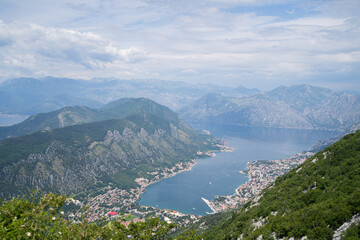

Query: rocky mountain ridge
[0,97,180,140]
[0,77,259,117]
[0,99,223,199]
[180,85,360,131]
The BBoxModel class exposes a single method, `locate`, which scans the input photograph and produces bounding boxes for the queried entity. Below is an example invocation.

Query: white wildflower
[60,211,64,215]
[27,232,31,237]
[52,217,56,220]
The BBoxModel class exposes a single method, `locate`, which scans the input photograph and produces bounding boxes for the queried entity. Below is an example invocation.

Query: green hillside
[201,131,360,239]
[0,98,179,140]
[0,101,222,199]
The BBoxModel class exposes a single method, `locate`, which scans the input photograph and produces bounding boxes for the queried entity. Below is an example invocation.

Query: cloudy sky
[0,0,359,90]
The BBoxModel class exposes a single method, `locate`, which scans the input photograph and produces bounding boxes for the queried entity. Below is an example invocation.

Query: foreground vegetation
[0,191,201,239]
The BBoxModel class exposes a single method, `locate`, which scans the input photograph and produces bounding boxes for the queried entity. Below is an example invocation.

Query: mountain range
[180,85,360,131]
[0,77,259,117]
[0,98,222,199]
[2,77,358,131]
[0,98,184,140]
[0,77,359,238]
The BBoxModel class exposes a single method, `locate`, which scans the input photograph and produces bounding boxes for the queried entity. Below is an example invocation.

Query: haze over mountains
[0,76,359,238]
[180,85,360,131]
[1,77,359,132]
[0,77,259,117]
[1,0,359,237]
[0,98,187,140]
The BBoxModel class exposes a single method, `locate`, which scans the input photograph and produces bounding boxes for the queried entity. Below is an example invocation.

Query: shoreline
[137,140,234,204]
[201,197,217,213]
[82,159,199,222]
[82,141,233,221]
[204,151,314,214]
[135,159,198,197]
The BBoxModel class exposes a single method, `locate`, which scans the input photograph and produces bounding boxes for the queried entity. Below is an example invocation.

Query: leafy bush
[0,191,200,239]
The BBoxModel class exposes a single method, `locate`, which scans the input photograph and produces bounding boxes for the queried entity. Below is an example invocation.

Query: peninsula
[203,151,314,213]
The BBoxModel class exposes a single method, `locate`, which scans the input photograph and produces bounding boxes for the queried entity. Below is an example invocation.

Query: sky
[0,0,359,91]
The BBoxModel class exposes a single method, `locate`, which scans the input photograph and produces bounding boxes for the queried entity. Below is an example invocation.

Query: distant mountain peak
[0,97,180,140]
[180,84,360,131]
[270,84,333,94]
[203,93,224,99]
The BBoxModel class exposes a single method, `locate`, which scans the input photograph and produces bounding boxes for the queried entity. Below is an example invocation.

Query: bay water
[139,123,339,215]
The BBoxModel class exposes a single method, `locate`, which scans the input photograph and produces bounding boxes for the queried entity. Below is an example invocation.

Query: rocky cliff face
[180,85,360,130]
[0,105,222,199]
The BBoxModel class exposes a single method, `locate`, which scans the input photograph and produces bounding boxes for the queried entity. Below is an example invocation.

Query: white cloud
[0,20,148,78]
[264,17,346,27]
[181,69,199,74]
[0,0,359,90]
[316,52,360,63]
[117,47,148,63]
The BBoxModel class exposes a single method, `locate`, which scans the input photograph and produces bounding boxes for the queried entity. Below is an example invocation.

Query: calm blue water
[139,123,339,215]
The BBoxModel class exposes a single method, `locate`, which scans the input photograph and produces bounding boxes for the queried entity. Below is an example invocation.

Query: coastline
[137,143,234,204]
[201,197,217,213]
[81,141,233,222]
[135,159,198,196]
[81,159,199,222]
[203,151,314,214]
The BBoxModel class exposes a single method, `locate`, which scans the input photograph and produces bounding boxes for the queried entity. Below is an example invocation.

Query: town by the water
[67,141,313,227]
[203,151,314,213]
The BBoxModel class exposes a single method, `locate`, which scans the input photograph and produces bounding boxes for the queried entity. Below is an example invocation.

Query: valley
[1,1,359,238]
[139,123,339,216]
[0,98,230,224]
[0,79,359,238]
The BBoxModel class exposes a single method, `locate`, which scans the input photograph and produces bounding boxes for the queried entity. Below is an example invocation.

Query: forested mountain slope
[201,130,360,239]
[0,100,223,199]
[0,98,180,140]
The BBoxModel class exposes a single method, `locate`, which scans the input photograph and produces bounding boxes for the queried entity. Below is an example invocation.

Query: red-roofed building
[108,211,118,220]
